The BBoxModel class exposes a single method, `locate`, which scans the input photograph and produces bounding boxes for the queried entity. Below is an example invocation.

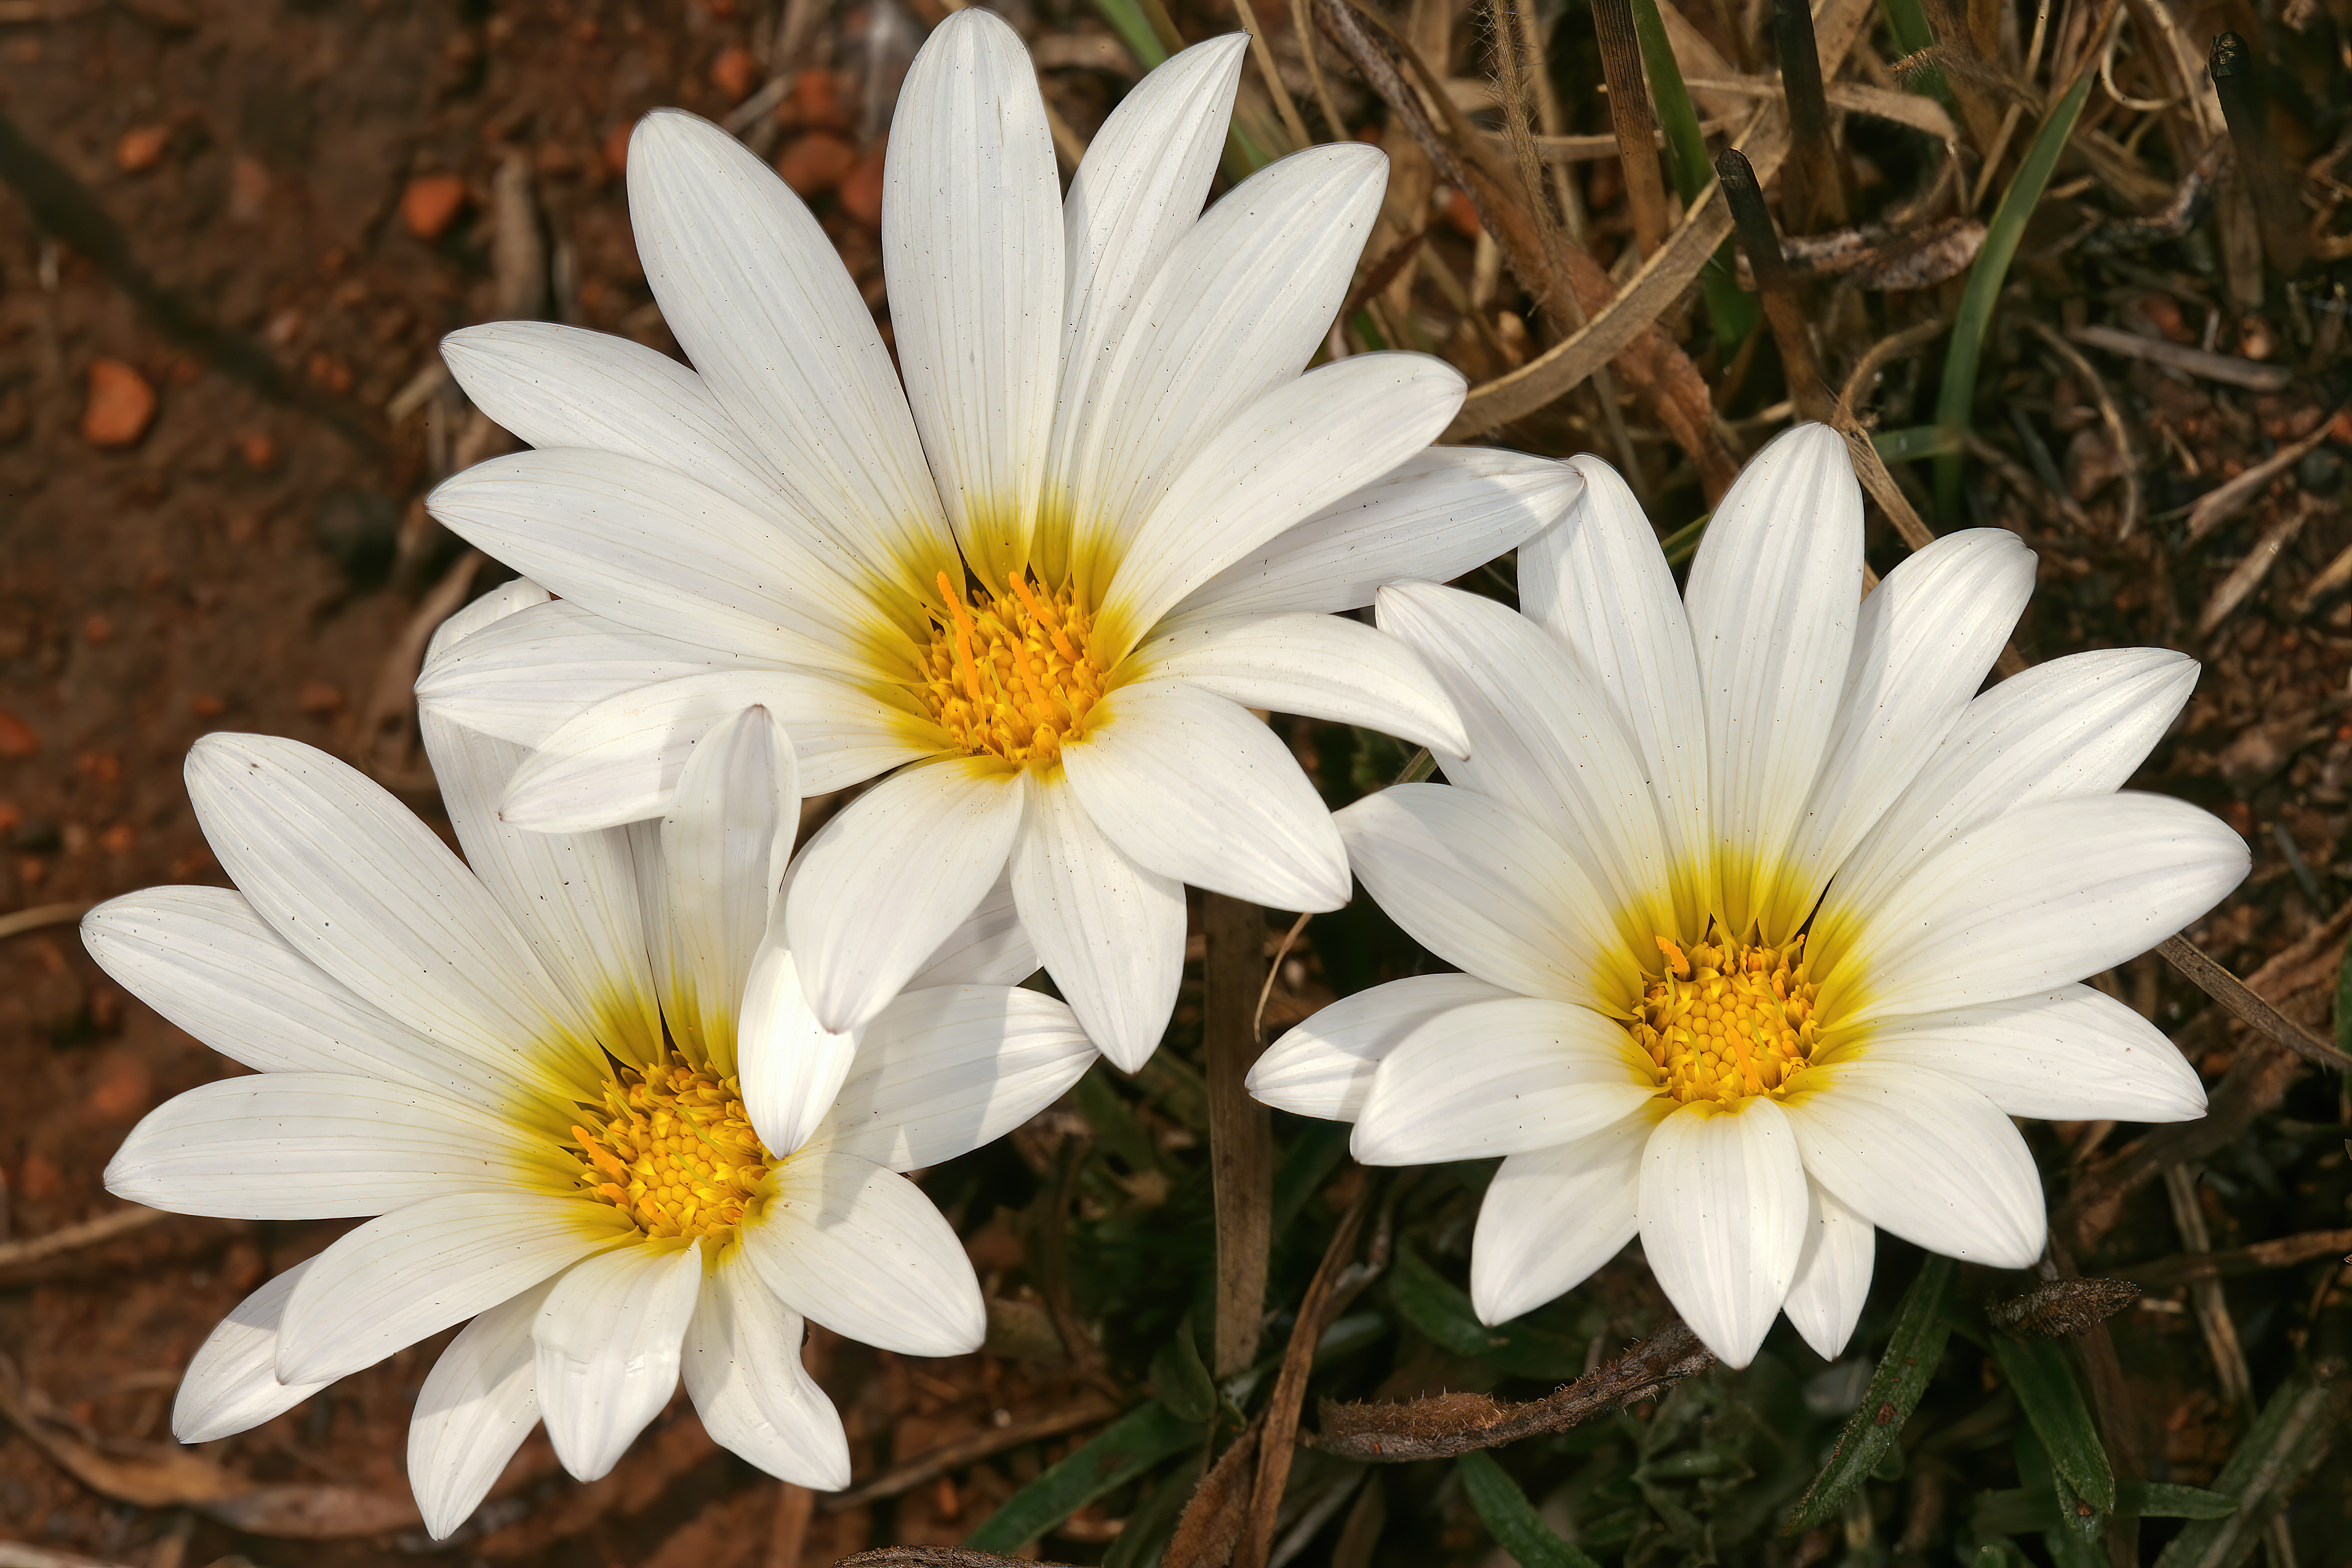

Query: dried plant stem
[1288,0,1348,139]
[1229,0,1314,151]
[1205,891,1273,1378]
[1590,0,1672,258]
[2025,319,2139,539]
[2164,1165,2258,1414]
[1716,148,1827,417]
[823,1396,1122,1511]
[2125,1227,2352,1290]
[2156,934,2352,1073]
[0,902,91,940]
[1772,0,1846,229]
[0,1208,163,1271]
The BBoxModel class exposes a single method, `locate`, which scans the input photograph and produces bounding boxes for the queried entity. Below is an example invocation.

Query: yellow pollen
[1627,930,1821,1107]
[917,570,1107,764]
[570,1054,773,1240]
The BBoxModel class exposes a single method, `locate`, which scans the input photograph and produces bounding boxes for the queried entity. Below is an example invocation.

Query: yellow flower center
[570,1055,774,1240]
[1628,931,1821,1106]
[916,570,1107,764]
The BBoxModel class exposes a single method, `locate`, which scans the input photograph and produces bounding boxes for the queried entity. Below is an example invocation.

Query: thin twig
[0,903,92,941]
[2120,1227,2352,1290]
[1288,0,1348,140]
[823,1396,1121,1511]
[2156,933,2352,1072]
[2196,498,2319,639]
[2184,412,2345,544]
[1230,0,1314,151]
[1205,891,1272,1379]
[2025,318,2140,539]
[0,1209,165,1271]
[1252,911,1313,1043]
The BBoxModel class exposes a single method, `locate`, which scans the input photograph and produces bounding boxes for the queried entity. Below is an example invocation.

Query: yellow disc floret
[1629,931,1821,1106]
[917,570,1107,764]
[571,1054,773,1240]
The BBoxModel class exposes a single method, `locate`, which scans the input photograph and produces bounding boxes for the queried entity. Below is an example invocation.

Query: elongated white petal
[185,734,602,1098]
[1824,647,2199,923]
[906,873,1041,988]
[174,1260,333,1443]
[658,705,798,1070]
[825,985,1098,1171]
[1470,1111,1660,1326]
[1780,1182,1876,1361]
[737,944,860,1160]
[886,8,1062,579]
[1352,997,1659,1165]
[416,597,772,751]
[533,1241,704,1482]
[500,670,930,833]
[1008,774,1183,1071]
[1782,1061,2045,1268]
[1518,456,1714,925]
[626,109,956,594]
[740,1149,986,1356]
[428,576,555,659]
[106,1074,565,1219]
[1637,1098,1810,1369]
[1375,582,1674,940]
[1822,793,2249,1027]
[278,1193,633,1384]
[81,889,522,1114]
[1681,424,1864,941]
[682,1250,849,1487]
[408,1277,556,1540]
[1247,974,1511,1120]
[786,761,1028,1032]
[1845,985,2205,1122]
[1127,611,1468,758]
[1177,448,1578,621]
[1334,785,1628,1010]
[1100,354,1465,656]
[1056,144,1389,567]
[1783,529,2035,907]
[1063,680,1348,912]
[441,322,791,518]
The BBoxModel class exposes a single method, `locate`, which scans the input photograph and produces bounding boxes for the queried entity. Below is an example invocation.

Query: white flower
[1247,424,2246,1369]
[87,580,1095,1537]
[413,9,1581,1070]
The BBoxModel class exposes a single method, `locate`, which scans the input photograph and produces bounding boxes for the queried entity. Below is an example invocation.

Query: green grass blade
[1459,1449,1604,1568]
[1088,0,1168,68]
[1787,1253,1956,1532]
[1931,68,2093,518]
[1626,0,1756,349]
[1388,1240,1591,1380]
[962,1399,1205,1553]
[1988,1335,2115,1513]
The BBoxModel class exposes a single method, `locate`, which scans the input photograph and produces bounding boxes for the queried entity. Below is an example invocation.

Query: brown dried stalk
[2155,933,2352,1073]
[1205,892,1273,1378]
[1591,0,1672,257]
[1716,148,1827,418]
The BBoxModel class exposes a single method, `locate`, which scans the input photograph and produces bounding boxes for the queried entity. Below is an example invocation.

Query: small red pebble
[237,431,277,471]
[298,682,346,716]
[82,613,112,645]
[81,359,157,447]
[115,124,169,173]
[0,710,38,759]
[402,172,469,240]
[838,142,887,228]
[777,132,858,197]
[711,43,759,102]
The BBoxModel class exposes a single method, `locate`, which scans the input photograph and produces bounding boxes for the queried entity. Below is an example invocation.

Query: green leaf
[1931,67,2094,518]
[1659,513,1709,565]
[962,1399,1205,1554]
[1873,423,1961,463]
[1626,0,1756,351]
[1149,1317,1217,1425]
[1987,1335,2115,1512]
[2123,1482,2238,1521]
[1389,1240,1589,1380]
[1459,1449,1603,1568]
[1786,1253,1955,1533]
[1086,0,1167,67]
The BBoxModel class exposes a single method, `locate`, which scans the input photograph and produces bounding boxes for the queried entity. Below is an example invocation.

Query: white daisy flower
[412,9,1581,1070]
[1247,424,2246,1369]
[87,580,1095,1536]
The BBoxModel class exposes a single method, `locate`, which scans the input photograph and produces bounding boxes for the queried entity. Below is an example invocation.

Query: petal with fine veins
[1127,610,1468,759]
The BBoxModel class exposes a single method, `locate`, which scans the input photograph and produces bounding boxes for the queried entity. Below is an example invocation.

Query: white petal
[278,1192,633,1384]
[500,670,930,833]
[1821,793,2249,1027]
[1247,974,1512,1120]
[1782,1060,2045,1268]
[1822,647,2199,923]
[1351,997,1659,1165]
[408,1277,556,1540]
[824,985,1097,1170]
[1518,456,1713,925]
[426,576,555,662]
[1127,611,1468,758]
[658,704,799,1070]
[416,597,773,751]
[682,1250,849,1488]
[740,1148,986,1356]
[1098,354,1466,657]
[1334,784,1629,1010]
[106,1074,564,1219]
[905,872,1041,988]
[1009,772,1184,1071]
[174,1259,333,1443]
[533,1241,704,1483]
[81,889,523,1113]
[885,8,1062,580]
[1637,1097,1810,1369]
[1470,1112,1659,1326]
[1177,448,1579,621]
[1784,529,2036,905]
[185,734,602,1099]
[1374,582,1675,942]
[1845,985,2205,1123]
[1062,680,1348,912]
[1779,1182,1876,1361]
[737,944,860,1160]
[441,321,791,518]
[626,110,956,594]
[1681,424,1865,941]
[785,761,1028,1031]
